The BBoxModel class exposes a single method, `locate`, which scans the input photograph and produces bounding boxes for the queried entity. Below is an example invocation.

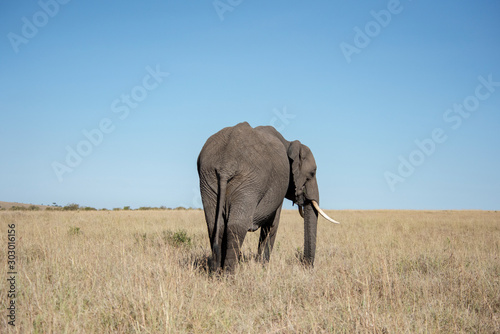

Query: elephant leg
[222,216,250,273]
[258,205,282,262]
[223,223,247,273]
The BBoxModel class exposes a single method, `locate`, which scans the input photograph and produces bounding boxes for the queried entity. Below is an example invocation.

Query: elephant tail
[211,173,228,271]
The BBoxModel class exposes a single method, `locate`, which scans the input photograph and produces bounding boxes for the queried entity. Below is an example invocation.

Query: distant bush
[172,207,202,211]
[32,204,200,211]
[68,226,81,235]
[164,229,192,248]
[133,229,193,249]
[63,203,80,211]
[10,205,40,211]
[137,206,170,210]
[45,206,63,211]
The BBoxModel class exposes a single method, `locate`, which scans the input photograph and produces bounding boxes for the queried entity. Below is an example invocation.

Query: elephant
[197,122,340,273]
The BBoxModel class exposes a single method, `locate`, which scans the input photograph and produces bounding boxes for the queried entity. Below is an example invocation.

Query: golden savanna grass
[1,210,499,333]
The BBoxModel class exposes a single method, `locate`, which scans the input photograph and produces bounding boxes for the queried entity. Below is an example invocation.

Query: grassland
[1,210,499,333]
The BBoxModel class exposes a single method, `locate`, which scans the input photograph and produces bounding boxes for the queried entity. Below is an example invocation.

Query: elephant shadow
[180,250,211,274]
[179,249,264,275]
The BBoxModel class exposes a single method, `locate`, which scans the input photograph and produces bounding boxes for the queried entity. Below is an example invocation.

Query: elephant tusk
[311,200,341,224]
[298,205,304,218]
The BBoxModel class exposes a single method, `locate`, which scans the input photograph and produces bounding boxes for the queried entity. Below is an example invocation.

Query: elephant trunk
[303,202,318,266]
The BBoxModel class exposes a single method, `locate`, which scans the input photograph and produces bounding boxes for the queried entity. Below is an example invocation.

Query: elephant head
[287,140,340,265]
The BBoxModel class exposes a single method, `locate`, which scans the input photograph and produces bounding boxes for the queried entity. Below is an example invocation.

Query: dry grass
[1,210,499,333]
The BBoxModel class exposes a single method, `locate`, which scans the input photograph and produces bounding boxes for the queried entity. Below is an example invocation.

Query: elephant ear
[287,140,306,199]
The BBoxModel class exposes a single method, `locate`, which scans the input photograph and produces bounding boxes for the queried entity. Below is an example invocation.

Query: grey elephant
[197,122,339,273]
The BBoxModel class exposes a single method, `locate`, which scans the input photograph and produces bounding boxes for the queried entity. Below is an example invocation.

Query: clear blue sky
[1,0,499,210]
